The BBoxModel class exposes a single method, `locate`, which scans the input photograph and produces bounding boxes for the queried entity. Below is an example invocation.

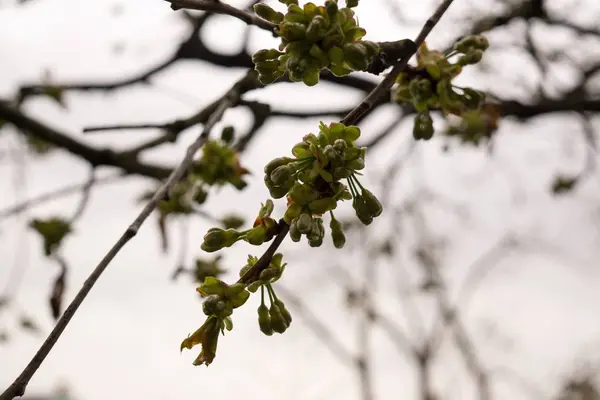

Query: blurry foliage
[28,217,72,256]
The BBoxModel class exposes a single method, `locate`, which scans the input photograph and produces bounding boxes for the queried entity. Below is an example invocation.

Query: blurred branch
[0,101,173,180]
[0,69,254,400]
[69,167,96,223]
[0,173,125,221]
[276,285,354,365]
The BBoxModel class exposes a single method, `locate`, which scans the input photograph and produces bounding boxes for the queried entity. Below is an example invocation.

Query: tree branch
[167,0,277,32]
[0,70,253,400]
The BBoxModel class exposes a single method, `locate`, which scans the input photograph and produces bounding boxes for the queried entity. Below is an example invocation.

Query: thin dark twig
[0,70,249,400]
[167,0,277,32]
[70,168,96,223]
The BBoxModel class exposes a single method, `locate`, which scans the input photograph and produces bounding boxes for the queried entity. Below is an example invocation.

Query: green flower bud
[413,111,434,140]
[201,228,237,252]
[284,203,303,224]
[361,189,383,217]
[270,164,292,185]
[265,157,293,176]
[302,68,320,87]
[202,295,223,316]
[246,225,267,245]
[269,304,289,333]
[458,50,483,65]
[274,299,292,325]
[309,237,323,247]
[279,21,307,41]
[220,125,235,144]
[289,183,319,206]
[328,46,345,65]
[258,304,273,336]
[252,48,283,63]
[333,166,353,180]
[341,125,361,142]
[323,145,339,163]
[268,184,292,199]
[329,216,346,248]
[259,268,278,282]
[292,142,312,158]
[253,4,284,24]
[346,157,365,171]
[306,15,328,42]
[290,219,302,242]
[296,213,313,234]
[343,42,369,71]
[362,40,380,58]
[333,138,347,152]
[352,196,373,225]
[325,0,338,18]
[346,0,359,7]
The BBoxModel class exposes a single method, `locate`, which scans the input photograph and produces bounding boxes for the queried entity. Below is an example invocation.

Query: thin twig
[69,168,96,223]
[341,0,455,125]
[0,173,125,221]
[0,70,248,400]
[276,285,354,365]
[167,0,277,32]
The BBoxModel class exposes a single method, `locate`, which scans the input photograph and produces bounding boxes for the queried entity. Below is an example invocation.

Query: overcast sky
[2,1,600,399]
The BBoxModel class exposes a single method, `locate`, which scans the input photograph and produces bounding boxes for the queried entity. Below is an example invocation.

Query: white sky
[1,0,600,399]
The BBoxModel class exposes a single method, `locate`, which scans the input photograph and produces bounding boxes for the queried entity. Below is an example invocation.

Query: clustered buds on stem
[264,121,382,247]
[181,7,490,370]
[252,0,379,86]
[392,36,490,141]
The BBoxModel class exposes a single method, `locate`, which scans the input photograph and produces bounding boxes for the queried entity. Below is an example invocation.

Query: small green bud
[288,183,319,206]
[265,157,293,176]
[252,48,283,63]
[325,0,338,18]
[306,16,328,41]
[284,203,303,224]
[270,165,293,185]
[352,196,373,225]
[458,50,483,65]
[329,216,346,248]
[361,189,383,217]
[323,145,338,161]
[279,21,307,41]
[346,157,365,171]
[296,213,313,234]
[246,225,267,245]
[413,111,434,140]
[333,167,353,180]
[274,299,292,325]
[202,295,223,316]
[259,268,278,281]
[346,0,359,7]
[333,139,347,152]
[269,304,289,333]
[308,237,323,247]
[220,125,235,144]
[253,4,284,24]
[290,219,302,242]
[343,43,369,71]
[258,304,273,336]
[201,228,237,252]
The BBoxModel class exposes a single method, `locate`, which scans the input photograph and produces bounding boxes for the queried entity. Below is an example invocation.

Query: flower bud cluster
[252,0,378,86]
[392,37,489,140]
[264,121,382,247]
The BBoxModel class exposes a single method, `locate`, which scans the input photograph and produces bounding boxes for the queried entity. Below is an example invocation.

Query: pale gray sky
[1,1,600,399]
